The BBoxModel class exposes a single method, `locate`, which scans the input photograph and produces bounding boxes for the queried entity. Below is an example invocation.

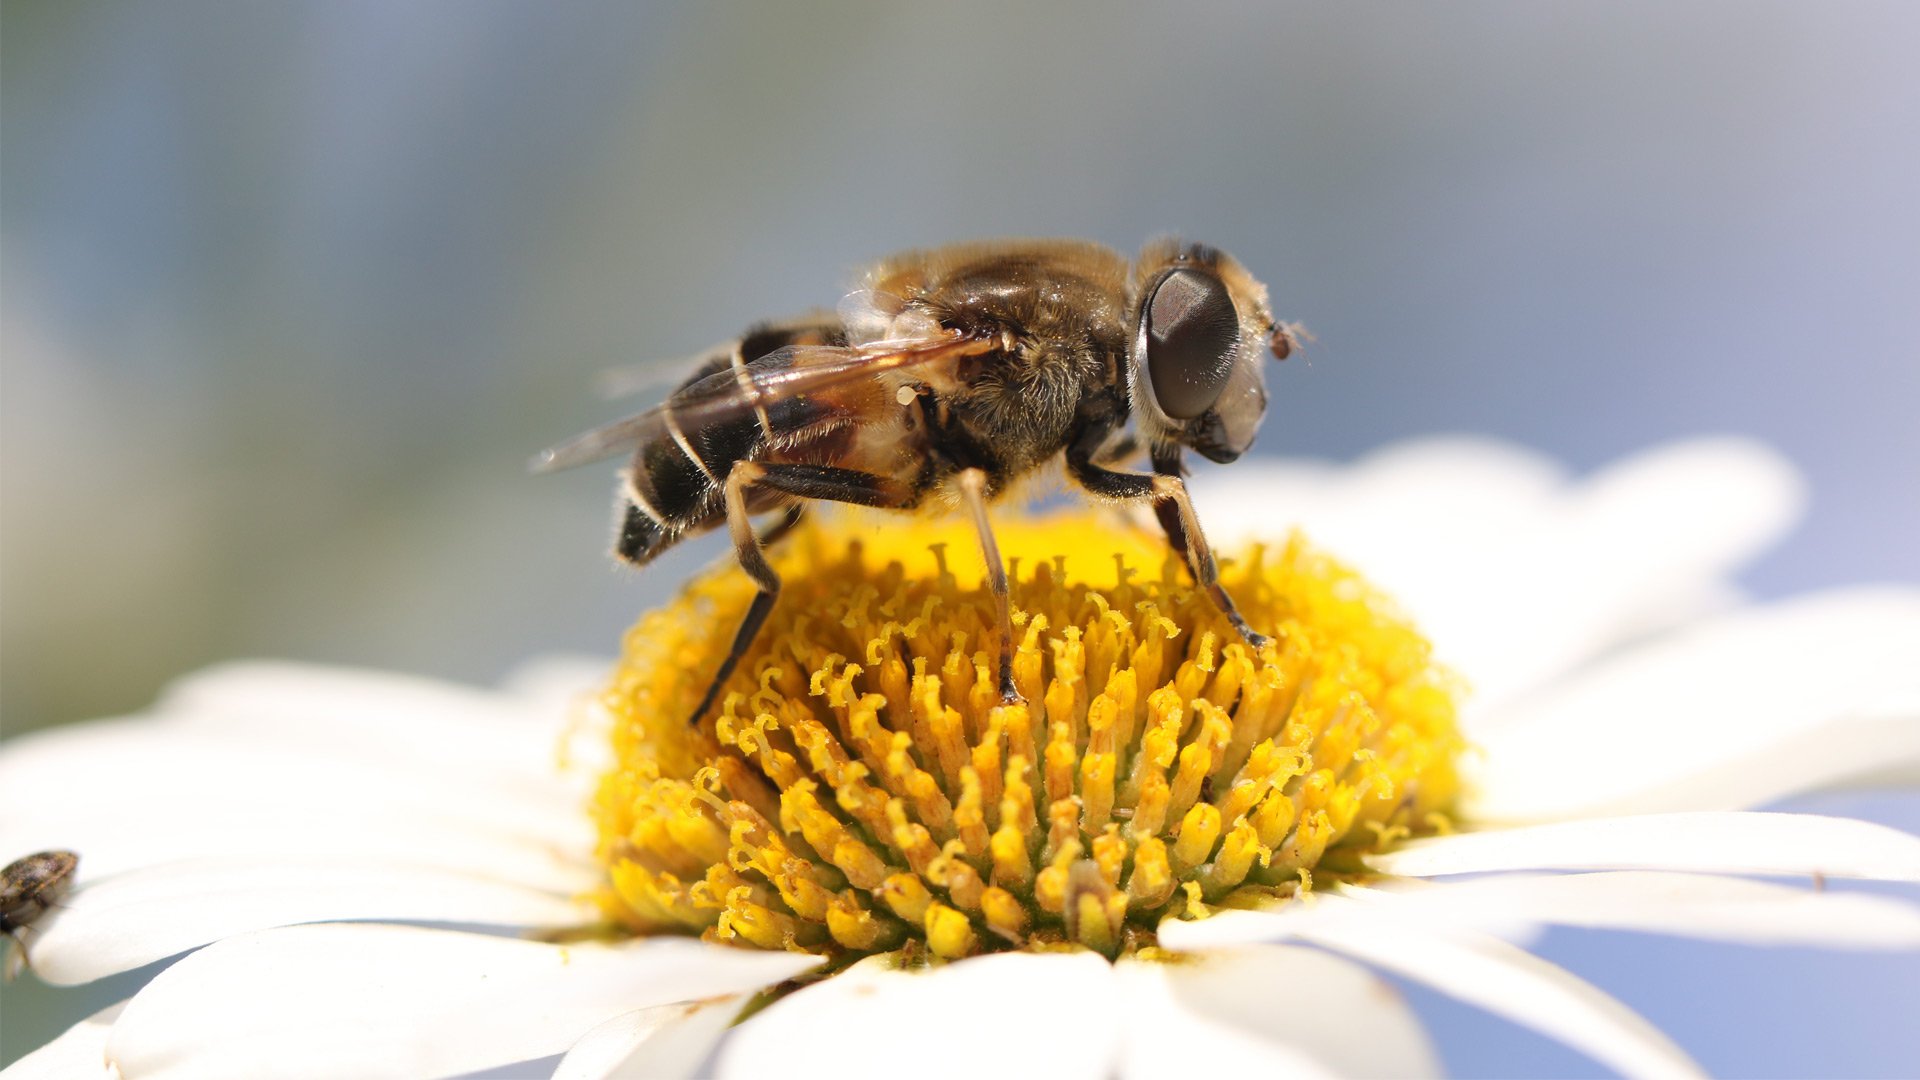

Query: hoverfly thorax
[1127,241,1276,464]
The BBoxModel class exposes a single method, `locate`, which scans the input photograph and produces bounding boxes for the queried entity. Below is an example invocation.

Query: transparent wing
[528,328,999,474]
[592,310,842,400]
[593,340,734,401]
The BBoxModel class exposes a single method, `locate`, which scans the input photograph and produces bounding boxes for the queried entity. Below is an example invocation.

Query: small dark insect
[2,850,78,979]
[536,239,1296,724]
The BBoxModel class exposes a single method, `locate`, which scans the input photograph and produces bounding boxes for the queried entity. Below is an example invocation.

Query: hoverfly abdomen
[615,500,674,565]
[614,320,847,568]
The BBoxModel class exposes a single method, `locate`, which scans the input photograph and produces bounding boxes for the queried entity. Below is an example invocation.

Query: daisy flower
[3,435,1917,1079]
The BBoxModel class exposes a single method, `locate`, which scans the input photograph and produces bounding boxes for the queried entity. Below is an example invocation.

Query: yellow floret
[591,511,1463,960]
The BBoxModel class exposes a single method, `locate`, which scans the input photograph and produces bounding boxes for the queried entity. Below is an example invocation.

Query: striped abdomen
[615,324,843,566]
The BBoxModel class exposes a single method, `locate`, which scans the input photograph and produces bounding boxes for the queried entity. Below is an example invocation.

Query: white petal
[106,925,818,1080]
[1161,896,1699,1079]
[1164,870,1920,954]
[1582,707,1920,818]
[0,1001,123,1080]
[1550,437,1803,623]
[715,951,1120,1080]
[1369,812,1920,881]
[0,722,596,889]
[499,654,617,708]
[499,655,622,780]
[0,805,595,898]
[30,856,599,986]
[1823,691,1920,791]
[156,661,579,784]
[1154,905,1352,951]
[1283,899,1704,1080]
[1342,872,1920,949]
[1200,437,1800,714]
[1195,439,1566,698]
[1467,588,1920,821]
[1196,437,1567,553]
[552,997,744,1080]
[0,718,580,835]
[1440,437,1801,712]
[1116,945,1440,1079]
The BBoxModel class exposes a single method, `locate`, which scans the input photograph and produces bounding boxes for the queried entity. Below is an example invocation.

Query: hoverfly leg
[1151,498,1191,566]
[688,462,785,727]
[1067,443,1271,652]
[1146,444,1192,566]
[956,468,1021,704]
[1149,473,1271,651]
[690,463,908,726]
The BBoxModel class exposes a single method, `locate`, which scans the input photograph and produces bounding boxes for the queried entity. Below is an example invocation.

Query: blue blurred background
[3,2,1916,1073]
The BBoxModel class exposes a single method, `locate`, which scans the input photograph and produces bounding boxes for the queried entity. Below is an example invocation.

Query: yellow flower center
[591,512,1463,961]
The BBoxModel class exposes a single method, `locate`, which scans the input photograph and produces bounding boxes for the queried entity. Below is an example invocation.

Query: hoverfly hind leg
[956,468,1021,704]
[689,462,908,727]
[683,505,804,722]
[688,463,785,727]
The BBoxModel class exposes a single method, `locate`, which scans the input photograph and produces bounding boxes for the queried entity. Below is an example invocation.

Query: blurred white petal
[0,722,596,889]
[1199,436,1564,546]
[158,661,579,783]
[30,856,598,986]
[498,654,617,708]
[0,717,580,838]
[1370,812,1920,881]
[105,925,817,1080]
[1117,944,1441,1079]
[1198,437,1801,713]
[0,805,595,898]
[1467,589,1920,821]
[1553,705,1920,819]
[715,952,1119,1080]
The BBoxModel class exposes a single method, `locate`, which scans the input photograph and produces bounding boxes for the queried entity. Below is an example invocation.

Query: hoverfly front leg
[691,462,906,726]
[1067,439,1271,652]
[1146,442,1193,568]
[956,468,1020,704]
[1149,471,1270,651]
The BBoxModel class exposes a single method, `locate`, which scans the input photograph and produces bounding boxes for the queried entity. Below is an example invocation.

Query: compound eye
[1143,268,1240,420]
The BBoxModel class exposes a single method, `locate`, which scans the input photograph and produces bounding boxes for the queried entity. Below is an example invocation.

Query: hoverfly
[2,849,77,979]
[535,239,1294,724]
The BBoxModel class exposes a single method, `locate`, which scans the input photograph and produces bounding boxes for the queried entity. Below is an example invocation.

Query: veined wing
[592,313,843,401]
[529,327,1000,474]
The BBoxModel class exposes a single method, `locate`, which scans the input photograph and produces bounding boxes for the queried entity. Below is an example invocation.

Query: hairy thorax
[871,247,1131,491]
